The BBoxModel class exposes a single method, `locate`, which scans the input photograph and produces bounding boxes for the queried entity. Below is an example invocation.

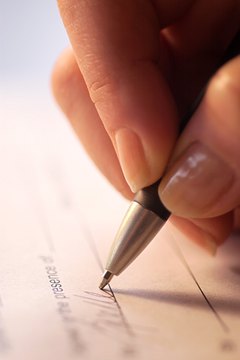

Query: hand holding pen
[53,0,240,282]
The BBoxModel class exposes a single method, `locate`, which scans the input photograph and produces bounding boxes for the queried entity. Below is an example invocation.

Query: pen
[99,31,240,290]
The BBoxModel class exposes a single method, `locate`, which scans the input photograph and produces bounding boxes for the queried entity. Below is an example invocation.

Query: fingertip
[170,212,233,255]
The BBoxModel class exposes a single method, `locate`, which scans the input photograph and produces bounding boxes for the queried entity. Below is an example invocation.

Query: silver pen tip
[99,270,114,290]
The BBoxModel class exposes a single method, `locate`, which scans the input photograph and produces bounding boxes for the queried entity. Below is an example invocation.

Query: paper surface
[0,96,240,360]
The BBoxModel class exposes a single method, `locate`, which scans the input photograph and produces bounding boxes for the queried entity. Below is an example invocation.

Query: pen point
[99,270,114,290]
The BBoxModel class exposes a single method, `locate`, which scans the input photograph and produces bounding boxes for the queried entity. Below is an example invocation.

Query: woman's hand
[52,0,240,253]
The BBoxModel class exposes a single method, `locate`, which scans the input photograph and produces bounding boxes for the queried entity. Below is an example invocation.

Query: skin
[52,0,240,254]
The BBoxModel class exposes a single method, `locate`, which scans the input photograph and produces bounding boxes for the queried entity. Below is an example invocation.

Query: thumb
[159,55,240,218]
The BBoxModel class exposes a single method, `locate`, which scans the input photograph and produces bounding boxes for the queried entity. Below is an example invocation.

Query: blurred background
[1,1,69,96]
[0,0,123,224]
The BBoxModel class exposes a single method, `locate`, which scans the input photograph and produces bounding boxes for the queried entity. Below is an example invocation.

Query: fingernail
[159,142,234,217]
[204,235,218,256]
[114,128,149,192]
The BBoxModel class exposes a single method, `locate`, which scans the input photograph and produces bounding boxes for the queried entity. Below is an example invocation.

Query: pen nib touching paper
[99,270,114,289]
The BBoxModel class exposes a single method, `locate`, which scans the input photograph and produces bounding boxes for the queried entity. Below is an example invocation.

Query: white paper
[0,95,240,360]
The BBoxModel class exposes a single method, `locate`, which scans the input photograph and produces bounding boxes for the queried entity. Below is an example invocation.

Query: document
[0,95,240,360]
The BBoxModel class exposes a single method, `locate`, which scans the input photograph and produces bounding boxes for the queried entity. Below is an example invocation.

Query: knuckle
[52,49,75,86]
[51,48,83,105]
[88,77,115,106]
[209,60,240,99]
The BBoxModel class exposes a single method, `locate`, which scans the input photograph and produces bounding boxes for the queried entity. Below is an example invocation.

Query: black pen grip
[134,181,170,220]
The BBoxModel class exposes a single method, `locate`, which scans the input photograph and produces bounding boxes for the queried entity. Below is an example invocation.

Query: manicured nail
[159,142,234,217]
[203,235,218,256]
[114,128,149,192]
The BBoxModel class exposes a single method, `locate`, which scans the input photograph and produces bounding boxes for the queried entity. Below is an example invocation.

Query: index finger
[57,0,179,192]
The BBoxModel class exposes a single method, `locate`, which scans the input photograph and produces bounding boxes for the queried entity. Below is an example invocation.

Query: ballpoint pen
[99,31,240,290]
